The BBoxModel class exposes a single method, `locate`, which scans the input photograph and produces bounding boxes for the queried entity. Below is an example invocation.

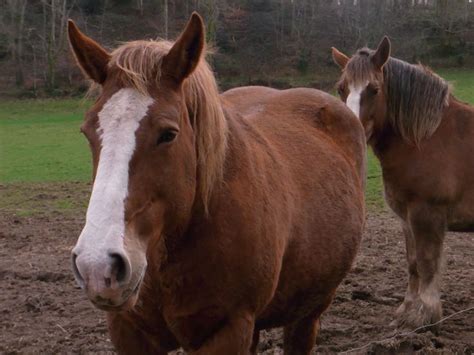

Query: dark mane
[345,49,450,143]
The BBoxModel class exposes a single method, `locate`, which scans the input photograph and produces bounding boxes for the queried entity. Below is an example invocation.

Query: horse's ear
[67,20,110,84]
[372,36,391,70]
[162,12,205,84]
[331,47,350,69]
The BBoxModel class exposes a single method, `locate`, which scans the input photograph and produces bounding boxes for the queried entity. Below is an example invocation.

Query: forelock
[109,40,172,95]
[344,48,377,85]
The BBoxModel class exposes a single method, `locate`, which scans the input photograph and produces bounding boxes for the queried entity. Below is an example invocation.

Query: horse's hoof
[393,299,442,334]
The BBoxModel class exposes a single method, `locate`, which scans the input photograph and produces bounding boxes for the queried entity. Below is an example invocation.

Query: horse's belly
[255,217,363,329]
[255,287,334,330]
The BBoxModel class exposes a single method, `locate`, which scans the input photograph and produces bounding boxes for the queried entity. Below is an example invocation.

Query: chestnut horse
[332,37,474,329]
[68,13,366,354]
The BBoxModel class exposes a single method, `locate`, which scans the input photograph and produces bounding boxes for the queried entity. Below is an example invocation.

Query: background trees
[0,0,473,96]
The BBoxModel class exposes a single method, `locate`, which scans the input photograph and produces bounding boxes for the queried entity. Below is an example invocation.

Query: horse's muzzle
[71,248,140,310]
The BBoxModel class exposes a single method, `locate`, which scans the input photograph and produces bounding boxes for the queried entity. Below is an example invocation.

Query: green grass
[365,151,384,210]
[0,99,92,182]
[1,68,473,214]
[437,68,474,104]
[0,182,90,217]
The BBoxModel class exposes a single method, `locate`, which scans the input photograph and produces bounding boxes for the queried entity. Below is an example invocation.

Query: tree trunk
[164,0,168,39]
[7,0,28,87]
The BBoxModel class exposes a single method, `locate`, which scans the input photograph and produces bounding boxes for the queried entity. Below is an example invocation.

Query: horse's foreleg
[250,329,260,354]
[190,312,255,355]
[395,222,420,319]
[399,204,445,330]
[107,312,179,354]
[283,315,320,355]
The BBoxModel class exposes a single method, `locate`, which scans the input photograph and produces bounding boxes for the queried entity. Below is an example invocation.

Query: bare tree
[164,0,169,39]
[39,0,75,91]
[2,0,28,87]
[0,0,473,95]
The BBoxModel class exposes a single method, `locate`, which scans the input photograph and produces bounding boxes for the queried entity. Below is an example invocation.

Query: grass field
[1,68,474,214]
[438,68,474,103]
[0,99,92,183]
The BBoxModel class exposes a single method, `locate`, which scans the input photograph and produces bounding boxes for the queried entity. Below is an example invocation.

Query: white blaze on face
[346,82,367,119]
[76,88,153,254]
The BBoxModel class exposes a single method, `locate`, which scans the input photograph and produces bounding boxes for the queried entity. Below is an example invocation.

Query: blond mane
[109,40,228,211]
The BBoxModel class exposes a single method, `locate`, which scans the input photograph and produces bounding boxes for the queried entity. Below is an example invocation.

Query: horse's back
[222,86,366,181]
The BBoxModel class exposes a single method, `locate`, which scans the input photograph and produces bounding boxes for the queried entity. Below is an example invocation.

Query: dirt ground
[0,182,473,354]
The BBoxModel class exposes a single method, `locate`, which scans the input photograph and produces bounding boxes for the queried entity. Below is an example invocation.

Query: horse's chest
[155,261,236,347]
[163,305,227,350]
[382,181,407,219]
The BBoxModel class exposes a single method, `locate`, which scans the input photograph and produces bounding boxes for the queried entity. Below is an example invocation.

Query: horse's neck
[369,119,396,159]
[158,109,245,252]
[371,95,470,167]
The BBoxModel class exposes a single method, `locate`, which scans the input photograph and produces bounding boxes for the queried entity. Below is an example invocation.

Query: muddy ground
[0,182,473,354]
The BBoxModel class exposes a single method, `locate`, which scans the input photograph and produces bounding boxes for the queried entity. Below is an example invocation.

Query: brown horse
[68,13,366,354]
[332,37,474,329]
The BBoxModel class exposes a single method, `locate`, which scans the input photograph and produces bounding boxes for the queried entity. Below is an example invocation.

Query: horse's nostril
[71,249,131,292]
[71,252,85,288]
[109,252,129,284]
[104,277,111,288]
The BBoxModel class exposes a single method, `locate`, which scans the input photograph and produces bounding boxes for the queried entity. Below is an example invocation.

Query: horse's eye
[366,84,379,96]
[337,85,345,96]
[157,130,178,145]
